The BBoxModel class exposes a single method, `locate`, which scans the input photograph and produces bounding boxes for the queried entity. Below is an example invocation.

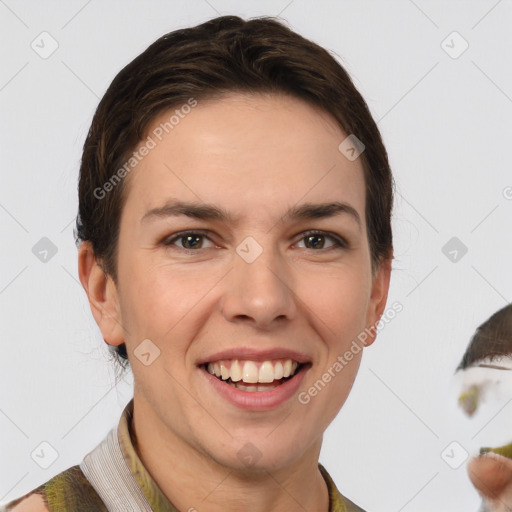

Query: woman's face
[90,92,390,471]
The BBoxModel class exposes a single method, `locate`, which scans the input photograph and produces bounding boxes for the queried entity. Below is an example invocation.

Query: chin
[204,435,309,475]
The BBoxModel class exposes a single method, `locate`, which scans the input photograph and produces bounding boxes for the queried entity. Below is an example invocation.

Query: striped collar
[104,398,365,511]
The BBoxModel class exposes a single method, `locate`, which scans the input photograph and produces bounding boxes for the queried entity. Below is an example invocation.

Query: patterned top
[2,399,366,512]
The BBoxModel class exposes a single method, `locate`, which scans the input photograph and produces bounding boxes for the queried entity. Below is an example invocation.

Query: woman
[3,15,393,512]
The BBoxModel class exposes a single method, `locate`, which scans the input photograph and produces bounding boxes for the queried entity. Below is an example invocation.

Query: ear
[77,241,125,348]
[364,252,392,347]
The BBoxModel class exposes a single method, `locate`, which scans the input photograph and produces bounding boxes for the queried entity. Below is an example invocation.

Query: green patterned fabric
[480,441,512,459]
[2,399,366,511]
[1,465,107,512]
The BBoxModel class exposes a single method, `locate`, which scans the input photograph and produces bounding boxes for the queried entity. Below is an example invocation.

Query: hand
[468,452,512,512]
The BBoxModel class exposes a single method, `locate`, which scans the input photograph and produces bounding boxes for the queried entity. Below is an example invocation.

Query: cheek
[306,269,371,338]
[299,350,362,435]
[295,271,369,407]
[120,262,200,331]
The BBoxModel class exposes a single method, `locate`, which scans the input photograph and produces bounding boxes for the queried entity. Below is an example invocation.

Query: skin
[468,454,512,511]
[78,92,391,512]
[9,494,47,512]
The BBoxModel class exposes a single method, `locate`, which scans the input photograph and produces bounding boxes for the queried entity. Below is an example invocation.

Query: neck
[131,395,330,512]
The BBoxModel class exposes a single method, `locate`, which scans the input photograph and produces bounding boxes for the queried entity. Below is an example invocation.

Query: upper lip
[196,347,312,366]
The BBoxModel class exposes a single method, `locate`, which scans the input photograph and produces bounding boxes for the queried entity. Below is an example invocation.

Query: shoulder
[2,492,49,512]
[318,463,368,512]
[342,496,368,512]
[1,465,106,512]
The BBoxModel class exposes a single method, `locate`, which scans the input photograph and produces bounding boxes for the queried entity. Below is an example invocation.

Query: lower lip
[200,364,310,411]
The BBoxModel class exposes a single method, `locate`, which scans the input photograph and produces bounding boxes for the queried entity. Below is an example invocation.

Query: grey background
[1,1,512,511]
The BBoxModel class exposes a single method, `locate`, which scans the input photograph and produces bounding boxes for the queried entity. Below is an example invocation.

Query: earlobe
[364,254,392,347]
[77,242,125,347]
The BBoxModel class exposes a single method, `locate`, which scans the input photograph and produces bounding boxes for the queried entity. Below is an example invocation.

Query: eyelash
[162,230,348,253]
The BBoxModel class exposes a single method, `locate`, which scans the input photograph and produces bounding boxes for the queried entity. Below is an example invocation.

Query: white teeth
[232,382,254,392]
[220,362,229,380]
[230,360,242,382]
[283,360,292,378]
[243,361,259,383]
[228,381,280,392]
[258,361,275,383]
[205,358,303,384]
[274,361,284,380]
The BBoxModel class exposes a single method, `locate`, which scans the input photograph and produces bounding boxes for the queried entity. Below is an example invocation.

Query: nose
[220,237,297,329]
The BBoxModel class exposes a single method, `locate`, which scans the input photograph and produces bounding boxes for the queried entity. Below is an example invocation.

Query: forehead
[123,92,366,225]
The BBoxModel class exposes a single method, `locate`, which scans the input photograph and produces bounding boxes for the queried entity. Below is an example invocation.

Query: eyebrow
[141,199,362,230]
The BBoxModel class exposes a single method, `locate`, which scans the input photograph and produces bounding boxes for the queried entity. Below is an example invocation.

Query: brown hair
[457,304,512,371]
[74,15,394,370]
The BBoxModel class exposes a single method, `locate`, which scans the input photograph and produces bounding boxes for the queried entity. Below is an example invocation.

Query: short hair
[74,15,394,370]
[457,304,512,371]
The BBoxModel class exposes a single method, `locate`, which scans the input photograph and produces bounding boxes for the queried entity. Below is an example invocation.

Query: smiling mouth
[202,358,307,392]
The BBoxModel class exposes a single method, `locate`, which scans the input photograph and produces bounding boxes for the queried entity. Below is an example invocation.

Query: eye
[162,230,215,251]
[161,229,348,253]
[296,230,348,251]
